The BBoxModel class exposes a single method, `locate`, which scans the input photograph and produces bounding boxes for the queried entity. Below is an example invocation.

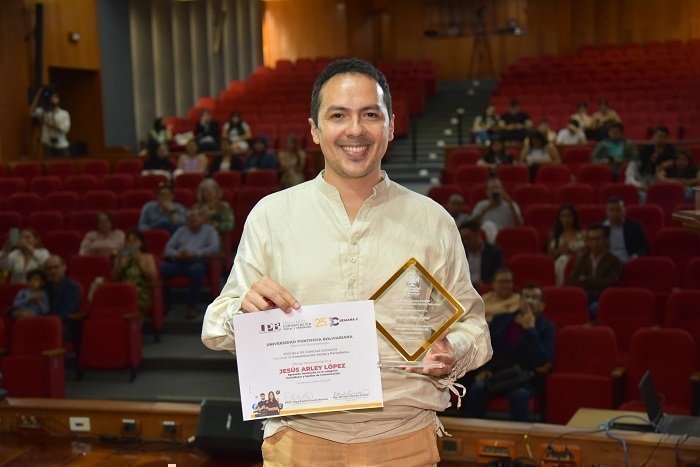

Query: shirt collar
[313,170,391,200]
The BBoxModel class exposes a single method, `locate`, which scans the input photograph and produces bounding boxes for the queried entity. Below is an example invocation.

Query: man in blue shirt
[44,255,81,344]
[161,207,220,318]
[138,184,187,233]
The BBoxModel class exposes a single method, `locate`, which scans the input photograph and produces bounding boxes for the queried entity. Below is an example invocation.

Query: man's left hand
[406,335,455,377]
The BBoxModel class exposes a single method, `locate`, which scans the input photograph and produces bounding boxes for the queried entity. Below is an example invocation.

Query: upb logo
[260,322,281,333]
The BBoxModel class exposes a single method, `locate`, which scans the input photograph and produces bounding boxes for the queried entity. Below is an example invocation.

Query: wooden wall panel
[262,0,700,79]
[0,0,32,161]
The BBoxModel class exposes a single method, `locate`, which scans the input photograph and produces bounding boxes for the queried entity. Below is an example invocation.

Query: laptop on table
[639,371,700,437]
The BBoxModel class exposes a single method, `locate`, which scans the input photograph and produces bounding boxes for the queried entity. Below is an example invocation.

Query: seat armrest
[42,348,66,357]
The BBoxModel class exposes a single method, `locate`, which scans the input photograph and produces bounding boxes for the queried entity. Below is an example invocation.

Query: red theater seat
[665,290,700,369]
[626,204,665,240]
[597,287,656,359]
[576,163,613,190]
[598,183,640,205]
[535,165,572,193]
[542,286,590,329]
[555,183,596,205]
[508,254,555,288]
[42,191,79,211]
[495,227,540,262]
[621,256,678,322]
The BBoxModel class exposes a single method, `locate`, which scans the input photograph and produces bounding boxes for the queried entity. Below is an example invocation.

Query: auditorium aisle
[65,302,240,402]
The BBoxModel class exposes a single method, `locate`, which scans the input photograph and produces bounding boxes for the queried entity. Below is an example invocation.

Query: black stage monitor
[194,399,263,460]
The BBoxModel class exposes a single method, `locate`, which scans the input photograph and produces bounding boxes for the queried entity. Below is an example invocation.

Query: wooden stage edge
[1,398,700,465]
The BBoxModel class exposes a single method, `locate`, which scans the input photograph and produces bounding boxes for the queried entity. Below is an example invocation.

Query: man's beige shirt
[202,171,492,443]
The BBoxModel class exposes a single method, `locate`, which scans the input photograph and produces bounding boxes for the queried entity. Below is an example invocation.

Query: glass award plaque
[370,258,465,369]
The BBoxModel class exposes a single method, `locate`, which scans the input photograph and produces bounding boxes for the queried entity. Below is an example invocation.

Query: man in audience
[459,220,503,288]
[566,224,623,317]
[603,196,648,263]
[445,193,469,226]
[138,183,187,233]
[44,255,81,344]
[555,119,587,146]
[194,109,220,151]
[464,283,554,422]
[469,177,523,243]
[244,136,278,172]
[30,89,71,157]
[481,268,520,321]
[590,122,638,174]
[161,207,220,319]
[627,126,676,193]
[499,99,532,142]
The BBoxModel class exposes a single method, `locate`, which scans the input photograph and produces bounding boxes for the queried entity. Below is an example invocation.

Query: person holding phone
[0,228,50,283]
[30,89,71,157]
[469,177,523,243]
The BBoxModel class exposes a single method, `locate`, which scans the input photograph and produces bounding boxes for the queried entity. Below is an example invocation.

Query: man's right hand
[241,277,300,314]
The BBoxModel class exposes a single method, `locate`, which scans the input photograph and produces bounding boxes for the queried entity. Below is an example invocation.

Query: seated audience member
[499,99,532,142]
[147,117,171,154]
[445,194,470,226]
[591,99,622,140]
[44,255,81,343]
[477,136,515,170]
[194,109,220,151]
[79,212,125,257]
[278,133,306,189]
[556,119,587,146]
[209,138,244,175]
[469,178,523,243]
[570,102,594,132]
[459,220,503,288]
[221,111,252,148]
[566,224,623,316]
[195,178,234,236]
[174,139,208,179]
[113,229,157,313]
[535,119,556,144]
[9,269,48,320]
[472,105,500,145]
[0,228,50,283]
[142,143,175,180]
[161,208,220,319]
[464,284,554,422]
[547,204,585,285]
[244,137,278,171]
[481,268,520,321]
[138,183,186,233]
[657,151,700,201]
[590,123,639,174]
[520,130,561,178]
[627,126,677,192]
[603,196,648,263]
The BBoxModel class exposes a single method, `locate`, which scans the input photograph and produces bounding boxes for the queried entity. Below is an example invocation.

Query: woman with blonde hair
[195,178,234,235]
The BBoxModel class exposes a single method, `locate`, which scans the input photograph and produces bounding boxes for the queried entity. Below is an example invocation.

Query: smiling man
[202,58,491,466]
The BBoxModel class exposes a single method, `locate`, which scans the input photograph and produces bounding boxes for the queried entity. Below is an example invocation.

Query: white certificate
[233,300,383,421]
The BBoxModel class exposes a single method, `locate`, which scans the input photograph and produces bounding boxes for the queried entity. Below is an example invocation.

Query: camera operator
[30,87,71,157]
[469,177,523,243]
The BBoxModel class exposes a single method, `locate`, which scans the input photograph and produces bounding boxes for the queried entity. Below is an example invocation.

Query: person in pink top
[79,212,125,257]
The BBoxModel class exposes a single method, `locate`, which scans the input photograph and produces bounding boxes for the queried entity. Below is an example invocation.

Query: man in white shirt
[31,89,71,156]
[201,58,491,466]
[555,119,587,146]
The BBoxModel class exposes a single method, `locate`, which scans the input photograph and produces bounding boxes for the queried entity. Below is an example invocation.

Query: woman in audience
[209,138,244,175]
[222,111,252,148]
[174,139,208,179]
[591,99,622,140]
[472,105,500,145]
[142,143,175,180]
[480,268,520,321]
[477,136,514,171]
[657,150,700,200]
[520,130,561,178]
[112,229,157,313]
[147,117,171,154]
[570,102,594,132]
[195,178,234,236]
[79,212,125,258]
[0,228,50,283]
[547,203,585,285]
[278,133,306,189]
[536,118,556,144]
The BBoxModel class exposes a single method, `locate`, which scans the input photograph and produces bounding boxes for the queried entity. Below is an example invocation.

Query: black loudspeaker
[194,399,263,460]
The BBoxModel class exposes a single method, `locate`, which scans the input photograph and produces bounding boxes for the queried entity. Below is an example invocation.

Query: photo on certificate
[233,301,384,421]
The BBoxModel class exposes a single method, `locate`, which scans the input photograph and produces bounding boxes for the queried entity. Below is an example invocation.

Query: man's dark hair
[310,58,392,126]
[609,122,624,131]
[568,118,580,128]
[606,195,624,206]
[26,268,46,283]
[459,220,481,233]
[655,125,670,135]
[493,267,513,278]
[522,282,545,302]
[588,223,610,239]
